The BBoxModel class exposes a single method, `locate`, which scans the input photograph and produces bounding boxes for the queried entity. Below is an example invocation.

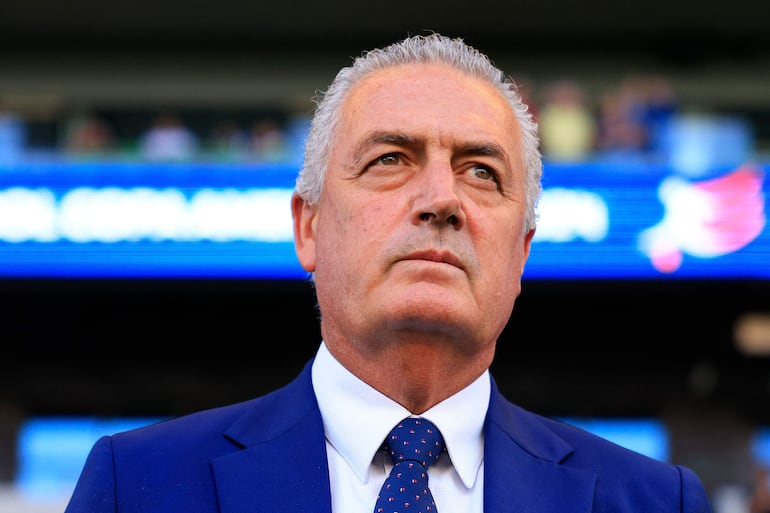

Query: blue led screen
[0,158,767,279]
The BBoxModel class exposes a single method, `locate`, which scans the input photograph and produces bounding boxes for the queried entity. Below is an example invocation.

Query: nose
[411,163,466,229]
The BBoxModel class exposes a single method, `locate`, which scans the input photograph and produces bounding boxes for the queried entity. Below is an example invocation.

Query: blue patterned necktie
[374,417,446,513]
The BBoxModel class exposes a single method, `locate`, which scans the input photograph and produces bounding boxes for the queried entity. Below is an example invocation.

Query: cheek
[478,227,528,295]
[336,195,390,236]
[315,199,380,272]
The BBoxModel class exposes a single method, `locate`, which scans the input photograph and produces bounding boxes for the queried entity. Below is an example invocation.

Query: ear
[519,228,536,274]
[292,192,318,273]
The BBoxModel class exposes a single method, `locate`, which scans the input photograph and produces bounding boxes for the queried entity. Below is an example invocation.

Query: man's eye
[470,165,496,181]
[377,153,400,166]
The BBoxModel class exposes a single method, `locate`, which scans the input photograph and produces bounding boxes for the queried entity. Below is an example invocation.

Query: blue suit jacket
[65,359,713,513]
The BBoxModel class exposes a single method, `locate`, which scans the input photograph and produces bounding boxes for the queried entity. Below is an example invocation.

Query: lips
[403,249,465,270]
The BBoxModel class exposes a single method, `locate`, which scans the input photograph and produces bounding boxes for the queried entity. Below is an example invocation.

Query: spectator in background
[750,466,770,513]
[62,112,116,158]
[209,119,250,160]
[537,79,597,162]
[139,112,199,162]
[249,118,288,162]
[0,110,26,163]
[595,80,648,158]
[637,74,679,156]
[596,74,678,160]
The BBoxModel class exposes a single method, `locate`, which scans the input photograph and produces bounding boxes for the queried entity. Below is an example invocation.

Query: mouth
[403,249,465,271]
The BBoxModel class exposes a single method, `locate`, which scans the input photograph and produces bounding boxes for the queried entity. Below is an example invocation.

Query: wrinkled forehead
[334,62,521,161]
[345,61,499,106]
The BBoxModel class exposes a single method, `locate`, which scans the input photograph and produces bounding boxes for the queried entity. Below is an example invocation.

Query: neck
[324,332,494,413]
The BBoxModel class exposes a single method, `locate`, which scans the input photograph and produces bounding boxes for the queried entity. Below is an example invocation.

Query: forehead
[338,62,519,145]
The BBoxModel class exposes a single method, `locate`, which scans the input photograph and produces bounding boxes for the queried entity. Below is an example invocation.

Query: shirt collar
[311,341,489,488]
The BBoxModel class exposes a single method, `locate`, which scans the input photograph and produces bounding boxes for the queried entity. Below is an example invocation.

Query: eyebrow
[352,131,417,165]
[351,130,511,166]
[456,142,510,163]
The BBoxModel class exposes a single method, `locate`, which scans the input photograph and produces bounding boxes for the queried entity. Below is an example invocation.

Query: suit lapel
[207,363,597,513]
[484,378,596,513]
[212,361,333,513]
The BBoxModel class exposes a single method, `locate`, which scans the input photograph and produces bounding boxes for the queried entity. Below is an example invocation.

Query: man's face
[293,62,534,356]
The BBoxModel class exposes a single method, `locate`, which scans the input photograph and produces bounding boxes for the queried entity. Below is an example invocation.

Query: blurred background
[1,1,769,512]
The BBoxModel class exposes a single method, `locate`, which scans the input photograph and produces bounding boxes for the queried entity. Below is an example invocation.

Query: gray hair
[295,33,542,231]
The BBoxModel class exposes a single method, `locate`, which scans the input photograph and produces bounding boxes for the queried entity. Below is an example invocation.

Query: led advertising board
[0,159,767,279]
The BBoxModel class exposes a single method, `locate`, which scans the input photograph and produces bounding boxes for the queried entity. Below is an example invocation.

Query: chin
[386,300,479,338]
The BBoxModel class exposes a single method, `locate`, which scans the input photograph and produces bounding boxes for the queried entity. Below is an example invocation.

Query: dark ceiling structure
[3,0,769,61]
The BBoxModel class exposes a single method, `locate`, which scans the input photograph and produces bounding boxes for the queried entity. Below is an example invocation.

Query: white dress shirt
[311,341,489,513]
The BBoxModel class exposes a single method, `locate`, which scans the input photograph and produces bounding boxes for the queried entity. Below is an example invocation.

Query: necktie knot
[375,417,445,513]
[384,417,445,469]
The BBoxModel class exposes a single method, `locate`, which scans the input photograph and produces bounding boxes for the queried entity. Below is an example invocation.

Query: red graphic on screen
[638,164,766,273]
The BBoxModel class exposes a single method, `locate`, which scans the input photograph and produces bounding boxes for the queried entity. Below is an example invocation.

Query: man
[64,33,713,513]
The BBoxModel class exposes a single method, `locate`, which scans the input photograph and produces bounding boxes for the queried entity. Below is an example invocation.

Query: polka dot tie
[373,417,445,513]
